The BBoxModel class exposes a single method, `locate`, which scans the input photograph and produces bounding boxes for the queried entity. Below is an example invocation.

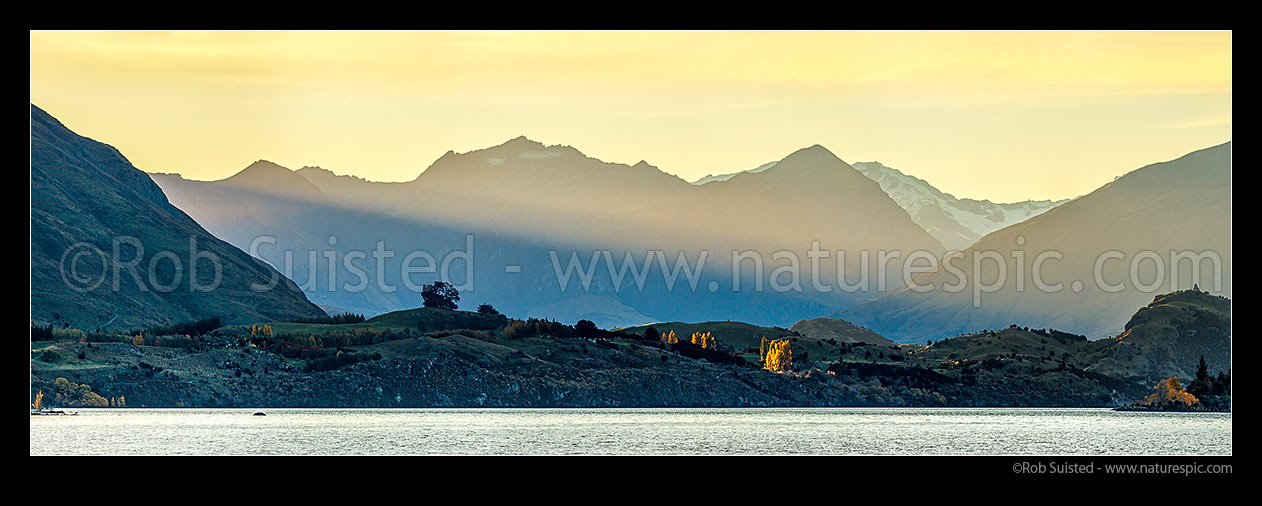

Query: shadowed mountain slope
[841,142,1231,343]
[31,105,326,329]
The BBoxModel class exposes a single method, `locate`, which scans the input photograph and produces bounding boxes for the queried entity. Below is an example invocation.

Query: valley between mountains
[30,104,1231,409]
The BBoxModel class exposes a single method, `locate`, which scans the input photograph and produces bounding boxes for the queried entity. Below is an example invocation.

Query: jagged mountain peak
[296,165,371,183]
[413,137,690,190]
[853,160,1070,250]
[501,135,545,149]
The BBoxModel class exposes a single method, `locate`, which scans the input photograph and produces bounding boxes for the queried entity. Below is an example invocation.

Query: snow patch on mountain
[852,161,1070,251]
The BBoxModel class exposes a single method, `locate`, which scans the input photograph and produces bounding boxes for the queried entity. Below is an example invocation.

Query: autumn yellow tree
[764,339,793,372]
[759,337,770,362]
[690,331,716,349]
[131,334,144,346]
[662,330,678,344]
[1144,376,1199,407]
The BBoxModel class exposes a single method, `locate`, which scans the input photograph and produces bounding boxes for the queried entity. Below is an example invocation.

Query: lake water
[29,408,1231,455]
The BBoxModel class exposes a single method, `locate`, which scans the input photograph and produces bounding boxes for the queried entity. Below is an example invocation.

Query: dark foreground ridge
[30,290,1230,409]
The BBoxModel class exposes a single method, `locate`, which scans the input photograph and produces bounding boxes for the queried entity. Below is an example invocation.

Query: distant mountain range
[841,142,1232,343]
[696,160,1069,251]
[32,100,1228,344]
[29,104,1230,411]
[151,139,944,328]
[30,105,325,329]
[850,162,1069,251]
[147,135,1230,337]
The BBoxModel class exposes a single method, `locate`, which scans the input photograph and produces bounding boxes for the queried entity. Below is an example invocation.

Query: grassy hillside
[911,289,1231,381]
[1084,290,1231,379]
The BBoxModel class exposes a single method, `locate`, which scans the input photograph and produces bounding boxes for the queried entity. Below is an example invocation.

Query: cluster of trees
[1143,376,1199,408]
[239,327,415,361]
[31,317,227,351]
[668,338,750,367]
[503,318,576,340]
[288,312,367,324]
[303,349,384,373]
[501,318,640,341]
[30,322,90,342]
[1186,356,1231,398]
[1016,325,1088,342]
[33,387,125,410]
[477,304,500,316]
[272,337,327,359]
[31,322,55,341]
[250,324,274,338]
[129,334,199,349]
[416,308,508,333]
[48,377,109,407]
[310,328,417,348]
[137,317,222,338]
[761,337,793,372]
[644,328,716,348]
[690,331,716,350]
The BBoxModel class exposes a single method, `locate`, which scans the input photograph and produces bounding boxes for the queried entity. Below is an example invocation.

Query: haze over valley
[30,31,1231,422]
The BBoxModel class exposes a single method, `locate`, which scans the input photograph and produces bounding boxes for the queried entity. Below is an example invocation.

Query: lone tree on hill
[575,319,598,338]
[421,281,460,310]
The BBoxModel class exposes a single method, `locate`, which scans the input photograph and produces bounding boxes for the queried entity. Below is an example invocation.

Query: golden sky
[30,31,1230,202]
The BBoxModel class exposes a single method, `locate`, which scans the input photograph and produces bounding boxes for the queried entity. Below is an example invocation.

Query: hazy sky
[30,31,1230,202]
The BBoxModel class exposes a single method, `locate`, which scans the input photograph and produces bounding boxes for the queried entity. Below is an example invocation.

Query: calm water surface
[29,408,1231,455]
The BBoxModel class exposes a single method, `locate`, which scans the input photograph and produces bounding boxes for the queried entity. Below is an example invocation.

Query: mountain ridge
[31,104,327,329]
[150,139,944,328]
[840,141,1231,343]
